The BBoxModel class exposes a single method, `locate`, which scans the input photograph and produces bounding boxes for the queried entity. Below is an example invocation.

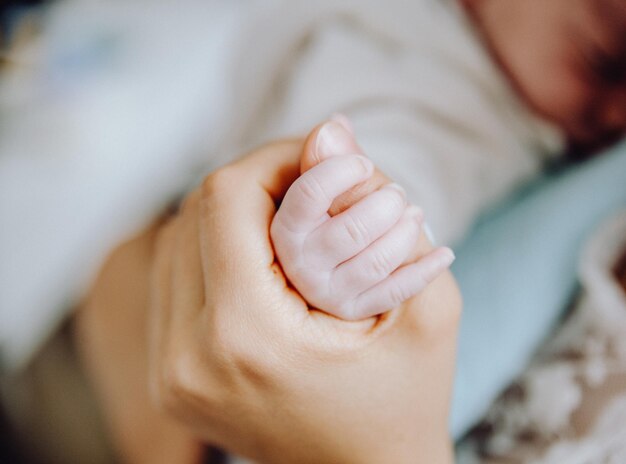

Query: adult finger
[197,140,309,320]
[169,190,205,336]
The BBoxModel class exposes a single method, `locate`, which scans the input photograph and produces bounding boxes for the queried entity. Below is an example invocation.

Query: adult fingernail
[317,121,355,157]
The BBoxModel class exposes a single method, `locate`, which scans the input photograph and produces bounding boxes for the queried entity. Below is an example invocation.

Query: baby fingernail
[317,121,355,157]
[439,247,456,267]
[330,113,355,135]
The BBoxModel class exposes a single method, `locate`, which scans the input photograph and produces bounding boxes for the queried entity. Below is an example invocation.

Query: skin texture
[271,119,455,320]
[74,2,626,460]
[76,222,203,464]
[77,131,461,463]
[464,0,626,155]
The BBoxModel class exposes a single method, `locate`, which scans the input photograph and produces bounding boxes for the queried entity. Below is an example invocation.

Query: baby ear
[301,115,390,216]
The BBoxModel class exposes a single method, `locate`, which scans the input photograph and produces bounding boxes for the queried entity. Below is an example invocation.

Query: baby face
[468,0,626,154]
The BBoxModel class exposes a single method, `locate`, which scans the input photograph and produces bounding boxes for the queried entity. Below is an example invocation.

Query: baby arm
[271,117,455,320]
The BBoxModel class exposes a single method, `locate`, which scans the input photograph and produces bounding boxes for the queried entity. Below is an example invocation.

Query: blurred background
[1,1,626,463]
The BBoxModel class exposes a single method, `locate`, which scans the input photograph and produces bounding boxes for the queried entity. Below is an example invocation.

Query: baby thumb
[301,115,389,216]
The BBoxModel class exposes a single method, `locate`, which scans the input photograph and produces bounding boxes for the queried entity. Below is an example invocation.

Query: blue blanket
[451,143,626,438]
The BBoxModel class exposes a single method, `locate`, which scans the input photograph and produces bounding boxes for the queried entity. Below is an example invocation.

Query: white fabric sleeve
[254,0,563,246]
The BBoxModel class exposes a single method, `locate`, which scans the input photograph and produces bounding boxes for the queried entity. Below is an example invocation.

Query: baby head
[616,246,626,291]
[464,0,626,156]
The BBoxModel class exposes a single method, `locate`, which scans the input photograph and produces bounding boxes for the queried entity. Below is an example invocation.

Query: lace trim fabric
[460,212,626,464]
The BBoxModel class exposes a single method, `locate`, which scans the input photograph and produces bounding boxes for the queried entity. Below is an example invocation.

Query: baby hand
[270,118,455,320]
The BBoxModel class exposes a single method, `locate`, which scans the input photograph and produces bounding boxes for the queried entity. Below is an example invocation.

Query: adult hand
[149,138,462,463]
[76,222,204,464]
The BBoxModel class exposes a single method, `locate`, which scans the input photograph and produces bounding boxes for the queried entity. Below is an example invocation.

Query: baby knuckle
[347,155,369,178]
[342,214,370,247]
[368,248,393,279]
[310,230,333,256]
[311,232,348,268]
[388,283,411,308]
[296,175,328,205]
